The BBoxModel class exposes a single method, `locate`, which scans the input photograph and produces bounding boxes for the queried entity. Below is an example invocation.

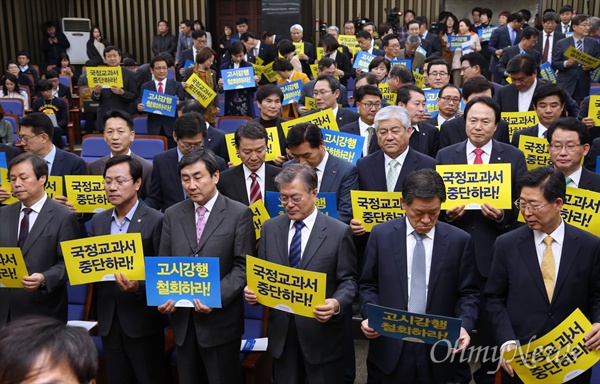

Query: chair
[240,301,272,384]
[217,116,253,134]
[133,116,149,134]
[590,84,600,96]
[19,85,31,111]
[167,67,175,80]
[81,134,111,163]
[217,98,225,117]
[347,76,355,92]
[253,100,260,118]
[4,113,19,144]
[131,135,168,162]
[59,75,73,93]
[0,98,25,119]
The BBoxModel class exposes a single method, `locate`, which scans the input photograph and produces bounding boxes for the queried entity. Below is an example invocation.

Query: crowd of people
[1,5,600,384]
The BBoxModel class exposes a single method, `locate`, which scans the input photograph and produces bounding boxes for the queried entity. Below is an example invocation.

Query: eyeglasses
[179,142,203,151]
[460,66,472,72]
[18,133,42,143]
[279,194,304,205]
[313,90,333,97]
[548,143,582,153]
[428,72,449,77]
[358,102,382,109]
[439,96,460,104]
[103,177,133,187]
[514,199,555,212]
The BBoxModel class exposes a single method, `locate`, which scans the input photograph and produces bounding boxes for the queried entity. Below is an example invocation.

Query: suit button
[548,313,553,318]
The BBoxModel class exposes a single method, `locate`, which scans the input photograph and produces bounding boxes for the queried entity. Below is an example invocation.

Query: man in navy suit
[403,20,433,56]
[303,75,359,128]
[396,84,439,158]
[285,122,358,224]
[552,14,600,105]
[138,55,185,149]
[297,58,350,114]
[488,13,525,83]
[496,28,541,84]
[178,100,229,162]
[340,85,383,157]
[177,30,208,78]
[242,32,277,85]
[416,16,442,57]
[534,12,565,65]
[145,112,227,211]
[486,166,600,383]
[360,168,479,383]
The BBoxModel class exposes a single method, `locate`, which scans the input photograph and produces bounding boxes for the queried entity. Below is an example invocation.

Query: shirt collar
[44,145,57,168]
[358,118,374,135]
[194,190,219,213]
[384,145,410,164]
[565,164,583,186]
[177,147,184,162]
[466,138,494,155]
[533,218,565,246]
[289,204,319,232]
[243,163,266,181]
[111,199,139,225]
[110,149,132,158]
[405,216,435,240]
[22,193,48,212]
[315,150,329,172]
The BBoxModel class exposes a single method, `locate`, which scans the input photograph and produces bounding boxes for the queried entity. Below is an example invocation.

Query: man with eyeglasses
[177,29,208,77]
[146,112,227,211]
[425,59,451,89]
[89,155,167,383]
[533,12,565,65]
[251,84,289,165]
[486,166,600,383]
[424,84,461,127]
[459,52,503,96]
[297,59,350,115]
[340,85,384,156]
[244,163,357,384]
[303,75,359,127]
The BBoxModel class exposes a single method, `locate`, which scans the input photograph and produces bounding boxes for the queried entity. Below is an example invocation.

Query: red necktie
[249,173,262,204]
[473,149,484,164]
[158,81,164,93]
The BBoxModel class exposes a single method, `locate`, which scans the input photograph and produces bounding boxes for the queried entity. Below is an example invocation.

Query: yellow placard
[281,108,339,136]
[436,164,513,210]
[0,248,28,288]
[564,45,600,69]
[293,42,305,56]
[225,127,282,166]
[518,136,552,171]
[246,255,326,318]
[413,71,425,88]
[506,76,513,84]
[305,97,317,111]
[64,175,111,213]
[351,190,405,232]
[501,111,539,142]
[561,187,600,236]
[61,233,145,285]
[310,63,319,80]
[504,308,600,383]
[262,62,279,83]
[316,47,325,61]
[86,66,124,88]
[184,73,217,108]
[249,200,270,240]
[379,83,397,105]
[255,56,264,66]
[252,63,264,77]
[0,171,64,205]
[338,35,359,49]
[588,95,600,126]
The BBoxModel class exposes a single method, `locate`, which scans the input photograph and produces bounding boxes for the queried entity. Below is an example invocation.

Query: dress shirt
[43,145,57,175]
[18,193,48,237]
[193,191,219,234]
[384,147,409,188]
[565,165,583,188]
[533,219,565,282]
[358,118,374,156]
[287,207,318,259]
[314,151,329,191]
[110,199,139,234]
[243,163,266,203]
[466,140,493,164]
[405,219,435,299]
[518,78,537,112]
[538,122,549,139]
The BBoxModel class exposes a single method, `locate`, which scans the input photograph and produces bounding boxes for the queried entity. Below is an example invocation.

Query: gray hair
[407,34,421,45]
[275,163,317,193]
[327,25,340,34]
[374,105,412,130]
[590,16,600,31]
[389,64,413,83]
[290,24,303,33]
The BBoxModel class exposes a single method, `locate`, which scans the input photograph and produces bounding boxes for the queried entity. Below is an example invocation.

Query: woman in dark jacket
[86,25,112,62]
[219,41,258,118]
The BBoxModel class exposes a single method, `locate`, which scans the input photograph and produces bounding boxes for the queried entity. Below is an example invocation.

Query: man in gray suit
[244,163,357,384]
[0,153,80,326]
[157,148,255,384]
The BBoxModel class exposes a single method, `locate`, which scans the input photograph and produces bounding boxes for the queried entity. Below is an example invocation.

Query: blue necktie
[409,231,427,313]
[289,221,304,268]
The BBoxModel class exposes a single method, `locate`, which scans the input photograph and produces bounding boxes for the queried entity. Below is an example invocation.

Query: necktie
[366,127,375,152]
[565,176,573,186]
[157,81,164,93]
[510,29,515,45]
[289,221,304,268]
[17,208,33,249]
[576,39,583,51]
[542,130,548,139]
[386,159,399,192]
[409,231,427,313]
[249,172,262,204]
[542,34,551,63]
[473,148,484,164]
[541,236,555,302]
[196,206,207,244]
[564,25,569,33]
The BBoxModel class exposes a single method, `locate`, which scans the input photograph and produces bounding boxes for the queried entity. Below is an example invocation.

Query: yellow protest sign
[281,108,339,136]
[504,308,600,383]
[413,71,425,88]
[252,63,264,77]
[518,136,552,170]
[506,76,513,84]
[561,187,600,236]
[351,190,405,232]
[255,56,264,66]
[310,64,318,80]
[564,45,600,69]
[0,171,64,205]
[246,255,326,318]
[437,164,513,210]
[64,175,111,213]
[501,111,538,141]
[338,35,359,49]
[262,61,279,83]
[589,95,600,126]
[86,66,124,88]
[316,47,325,61]
[305,97,317,111]
[293,42,305,56]
[0,248,28,288]
[225,127,282,166]
[184,73,217,108]
[379,84,397,105]
[249,200,270,239]
[61,233,145,285]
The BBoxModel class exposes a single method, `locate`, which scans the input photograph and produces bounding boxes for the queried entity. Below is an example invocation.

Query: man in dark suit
[534,12,565,65]
[290,24,317,78]
[152,20,177,57]
[356,30,385,58]
[488,13,525,83]
[244,163,357,384]
[396,84,439,158]
[496,28,541,84]
[0,153,80,326]
[552,14,600,105]
[303,75,359,128]
[0,144,20,164]
[177,30,208,78]
[87,110,153,200]
[424,84,461,128]
[340,85,383,157]
[425,59,451,90]
[90,46,138,132]
[157,148,255,383]
[416,16,442,57]
[251,84,288,166]
[89,155,167,384]
[218,122,281,205]
[404,20,433,56]
[486,166,600,383]
[241,32,277,85]
[297,59,350,114]
[178,100,229,163]
[360,169,479,383]
[145,112,227,212]
[138,55,185,149]
[397,35,426,74]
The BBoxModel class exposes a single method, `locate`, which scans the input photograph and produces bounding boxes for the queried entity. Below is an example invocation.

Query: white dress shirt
[466,140,493,164]
[518,78,537,112]
[405,219,435,299]
[43,145,57,175]
[565,165,583,188]
[384,147,409,188]
[287,207,318,259]
[243,163,266,203]
[358,118,374,156]
[314,151,329,191]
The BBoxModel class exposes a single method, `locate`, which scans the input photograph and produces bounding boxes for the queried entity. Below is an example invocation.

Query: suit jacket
[584,136,600,172]
[409,122,439,158]
[439,116,510,149]
[510,124,541,147]
[217,163,281,205]
[139,79,185,136]
[578,166,600,193]
[339,120,380,155]
[496,79,581,116]
[359,219,479,379]
[0,198,80,325]
[302,107,359,128]
[332,51,352,87]
[250,116,289,157]
[397,49,425,74]
[152,33,177,56]
[253,42,278,84]
[258,211,357,364]
[486,224,600,346]
[0,144,20,163]
[552,37,600,99]
[87,152,153,200]
[423,31,442,57]
[90,202,167,337]
[159,194,256,347]
[496,45,542,84]
[298,80,349,110]
[37,84,73,107]
[357,148,437,192]
[299,41,317,78]
[206,125,230,162]
[488,26,523,82]
[145,148,227,211]
[435,139,527,277]
[534,30,566,63]
[91,67,138,129]
[51,147,86,177]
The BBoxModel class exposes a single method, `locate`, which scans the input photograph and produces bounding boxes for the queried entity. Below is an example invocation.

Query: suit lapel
[167,150,184,199]
[553,226,579,301]
[276,217,290,266]
[392,219,409,303]
[179,200,198,253]
[6,204,20,247]
[396,149,417,191]
[99,209,113,235]
[196,194,226,253]
[319,156,338,193]
[519,230,550,303]
[300,212,327,268]
[373,151,387,191]
[233,166,250,205]
[22,199,54,255]
[265,165,278,192]
[428,224,449,307]
[51,150,63,176]
[489,140,505,163]
[452,141,469,164]
[127,202,146,234]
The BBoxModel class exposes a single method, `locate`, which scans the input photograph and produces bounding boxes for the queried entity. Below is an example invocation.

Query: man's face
[465,102,497,148]
[105,161,141,208]
[356,37,371,51]
[518,186,562,233]
[279,178,317,221]
[508,71,536,92]
[560,11,573,24]
[7,63,19,76]
[18,126,47,155]
[20,352,80,384]
[289,141,326,169]
[237,22,248,34]
[383,38,400,58]
[542,19,557,34]
[399,91,426,124]
[17,55,29,66]
[291,28,303,42]
[104,50,121,67]
[520,35,539,51]
[9,159,46,207]
[181,24,192,35]
[180,160,219,205]
[193,35,208,50]
[313,79,339,110]
[427,64,450,89]
[402,196,441,234]
[405,42,418,55]
[158,22,168,34]
[480,13,490,25]
[104,117,134,155]
[460,60,479,81]
[573,19,591,37]
[243,37,258,52]
[472,11,481,24]
[49,77,59,90]
[237,137,267,172]
[376,118,412,158]
[437,87,461,118]
[549,128,589,176]
[41,89,53,100]
[356,94,382,123]
[150,60,169,82]
[407,23,420,35]
[344,23,355,35]
[174,133,204,155]
[318,64,337,76]
[404,13,415,24]
[363,25,374,37]
[46,26,56,36]
[535,95,564,127]
[258,94,282,120]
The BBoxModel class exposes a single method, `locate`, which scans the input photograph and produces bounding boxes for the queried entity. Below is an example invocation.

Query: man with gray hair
[397,34,425,74]
[589,16,600,43]
[387,64,413,94]
[290,24,317,77]
[244,163,357,384]
[326,25,353,60]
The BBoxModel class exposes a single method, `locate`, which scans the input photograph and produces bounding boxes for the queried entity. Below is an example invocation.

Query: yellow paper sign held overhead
[87,66,124,88]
